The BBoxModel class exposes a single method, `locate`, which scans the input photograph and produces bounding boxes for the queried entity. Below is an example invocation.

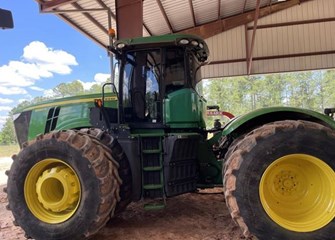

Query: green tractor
[5,34,335,240]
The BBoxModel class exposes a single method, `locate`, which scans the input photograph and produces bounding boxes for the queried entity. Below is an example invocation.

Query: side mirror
[0,8,14,29]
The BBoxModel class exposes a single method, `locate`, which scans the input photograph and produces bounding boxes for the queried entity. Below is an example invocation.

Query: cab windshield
[119,47,201,123]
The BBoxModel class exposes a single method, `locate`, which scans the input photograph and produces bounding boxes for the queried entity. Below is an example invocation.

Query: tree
[323,69,335,108]
[0,114,17,145]
[53,80,85,97]
[203,69,335,129]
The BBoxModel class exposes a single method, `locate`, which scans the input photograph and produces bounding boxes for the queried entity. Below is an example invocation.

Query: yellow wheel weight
[259,154,335,232]
[24,159,81,224]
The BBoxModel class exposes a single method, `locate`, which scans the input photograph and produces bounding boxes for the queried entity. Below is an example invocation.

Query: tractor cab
[110,34,209,129]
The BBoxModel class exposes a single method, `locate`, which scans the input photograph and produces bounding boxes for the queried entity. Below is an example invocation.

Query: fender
[221,106,335,137]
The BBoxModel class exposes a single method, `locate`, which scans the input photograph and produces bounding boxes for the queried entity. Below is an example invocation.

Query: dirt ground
[0,157,248,240]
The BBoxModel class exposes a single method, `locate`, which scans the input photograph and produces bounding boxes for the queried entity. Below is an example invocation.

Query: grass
[0,145,20,158]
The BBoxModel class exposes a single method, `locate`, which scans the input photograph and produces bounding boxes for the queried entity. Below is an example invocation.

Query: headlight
[179,39,189,45]
[116,43,126,49]
[191,40,198,46]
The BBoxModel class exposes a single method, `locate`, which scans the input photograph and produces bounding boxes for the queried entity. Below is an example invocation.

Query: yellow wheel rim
[24,159,81,224]
[259,154,335,232]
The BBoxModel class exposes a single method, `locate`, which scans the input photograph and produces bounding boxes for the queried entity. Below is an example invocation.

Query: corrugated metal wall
[202,0,335,78]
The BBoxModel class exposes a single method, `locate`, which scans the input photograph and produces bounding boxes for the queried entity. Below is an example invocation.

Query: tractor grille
[163,135,199,197]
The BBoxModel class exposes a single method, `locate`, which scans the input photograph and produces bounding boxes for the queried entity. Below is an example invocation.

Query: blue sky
[0,1,111,130]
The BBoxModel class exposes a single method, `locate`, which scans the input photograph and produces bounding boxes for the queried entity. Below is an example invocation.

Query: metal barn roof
[35,0,303,48]
[35,0,335,77]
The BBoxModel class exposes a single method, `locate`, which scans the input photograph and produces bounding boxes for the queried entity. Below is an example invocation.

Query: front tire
[7,130,121,240]
[223,120,335,240]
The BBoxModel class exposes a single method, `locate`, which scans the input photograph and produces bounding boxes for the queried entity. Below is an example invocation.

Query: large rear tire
[6,130,121,240]
[223,120,335,240]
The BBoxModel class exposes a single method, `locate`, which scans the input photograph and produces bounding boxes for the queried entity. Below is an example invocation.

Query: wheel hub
[36,166,79,212]
[274,170,298,195]
[24,159,81,224]
[259,154,335,232]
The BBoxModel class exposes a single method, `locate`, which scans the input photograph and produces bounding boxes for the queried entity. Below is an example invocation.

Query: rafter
[71,2,108,34]
[179,0,311,39]
[59,13,106,48]
[188,0,196,27]
[143,23,153,36]
[155,0,173,33]
[95,0,116,19]
[37,0,78,12]
[242,0,248,13]
[218,0,221,20]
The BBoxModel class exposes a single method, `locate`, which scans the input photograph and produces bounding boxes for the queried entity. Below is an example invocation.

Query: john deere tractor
[5,34,335,240]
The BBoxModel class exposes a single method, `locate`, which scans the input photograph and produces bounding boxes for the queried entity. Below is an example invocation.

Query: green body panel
[197,139,222,186]
[28,110,48,140]
[55,104,92,130]
[17,93,116,112]
[24,93,117,141]
[220,106,335,137]
[163,89,206,128]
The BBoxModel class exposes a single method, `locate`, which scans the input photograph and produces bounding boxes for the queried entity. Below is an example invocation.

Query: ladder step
[144,202,166,211]
[142,149,161,154]
[143,184,163,190]
[143,166,162,171]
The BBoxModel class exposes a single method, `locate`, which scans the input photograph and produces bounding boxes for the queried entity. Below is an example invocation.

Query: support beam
[38,0,78,12]
[179,0,311,39]
[247,17,335,30]
[247,0,261,75]
[245,24,250,73]
[97,0,152,37]
[208,50,335,65]
[116,0,143,39]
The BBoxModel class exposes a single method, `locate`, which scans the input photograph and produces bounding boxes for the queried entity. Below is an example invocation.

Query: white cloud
[23,41,78,73]
[0,106,12,111]
[0,98,14,104]
[94,73,110,83]
[0,41,78,89]
[0,62,36,87]
[0,86,27,95]
[78,80,95,90]
[30,86,45,91]
[77,73,110,91]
